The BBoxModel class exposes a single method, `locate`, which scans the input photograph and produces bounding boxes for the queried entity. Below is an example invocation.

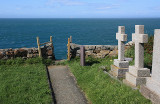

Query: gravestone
[110,26,129,78]
[140,29,160,104]
[80,46,85,66]
[123,25,150,86]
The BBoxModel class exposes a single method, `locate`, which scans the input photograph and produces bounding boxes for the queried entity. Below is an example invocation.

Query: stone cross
[132,25,148,68]
[116,26,127,61]
[80,46,85,66]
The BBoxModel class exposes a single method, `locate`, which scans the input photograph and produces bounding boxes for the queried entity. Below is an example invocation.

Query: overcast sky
[0,0,160,18]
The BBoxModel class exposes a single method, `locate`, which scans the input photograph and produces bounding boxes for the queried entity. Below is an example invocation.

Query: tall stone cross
[116,26,127,61]
[132,25,148,68]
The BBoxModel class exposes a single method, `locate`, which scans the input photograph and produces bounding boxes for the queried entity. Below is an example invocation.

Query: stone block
[140,85,160,104]
[116,33,127,42]
[121,34,127,41]
[146,78,160,96]
[101,50,110,54]
[76,53,80,57]
[135,25,144,34]
[128,66,150,77]
[110,65,128,78]
[118,26,125,34]
[125,41,135,46]
[47,50,53,56]
[125,72,146,86]
[70,43,80,50]
[109,49,118,56]
[77,50,80,54]
[88,45,96,50]
[114,59,129,68]
[27,54,33,58]
[84,45,89,50]
[124,58,133,62]
[0,52,3,59]
[94,49,101,54]
[85,50,93,58]
[139,34,148,43]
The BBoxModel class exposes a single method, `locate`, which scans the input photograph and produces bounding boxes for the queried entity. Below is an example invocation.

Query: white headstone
[145,29,160,94]
[124,25,150,86]
[140,30,160,103]
[110,26,129,78]
[116,26,127,61]
[151,29,160,81]
[132,25,148,68]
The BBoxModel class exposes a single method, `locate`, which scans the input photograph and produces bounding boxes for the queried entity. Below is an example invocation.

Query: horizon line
[0,17,160,19]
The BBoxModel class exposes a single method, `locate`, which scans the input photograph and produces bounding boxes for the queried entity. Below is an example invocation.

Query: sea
[0,18,160,59]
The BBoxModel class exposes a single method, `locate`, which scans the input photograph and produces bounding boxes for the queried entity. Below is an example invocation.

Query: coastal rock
[47,50,53,56]
[0,52,3,59]
[108,49,118,57]
[94,49,101,54]
[96,50,110,58]
[126,41,135,46]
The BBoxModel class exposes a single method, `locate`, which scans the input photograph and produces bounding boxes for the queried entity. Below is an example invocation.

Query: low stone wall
[70,43,118,58]
[70,41,134,58]
[0,43,55,60]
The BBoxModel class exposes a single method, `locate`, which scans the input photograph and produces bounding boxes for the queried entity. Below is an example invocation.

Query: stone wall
[0,43,55,60]
[70,41,134,59]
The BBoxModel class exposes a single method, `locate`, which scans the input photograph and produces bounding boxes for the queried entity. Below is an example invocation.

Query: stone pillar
[110,26,129,78]
[80,46,85,66]
[140,29,160,104]
[123,25,150,87]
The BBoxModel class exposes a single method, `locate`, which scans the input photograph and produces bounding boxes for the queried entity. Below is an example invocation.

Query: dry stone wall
[0,43,55,60]
[70,41,134,59]
[70,43,118,58]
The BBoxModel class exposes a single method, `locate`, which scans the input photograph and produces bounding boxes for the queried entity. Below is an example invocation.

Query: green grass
[59,57,151,104]
[0,63,52,104]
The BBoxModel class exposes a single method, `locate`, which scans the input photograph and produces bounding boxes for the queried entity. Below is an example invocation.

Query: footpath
[48,65,88,104]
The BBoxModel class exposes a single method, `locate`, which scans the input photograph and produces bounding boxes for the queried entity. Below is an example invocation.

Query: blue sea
[0,18,160,59]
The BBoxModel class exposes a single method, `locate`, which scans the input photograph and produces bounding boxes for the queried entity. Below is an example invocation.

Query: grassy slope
[60,57,151,104]
[0,64,52,104]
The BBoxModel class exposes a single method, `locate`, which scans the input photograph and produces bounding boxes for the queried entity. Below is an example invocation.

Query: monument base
[140,85,160,104]
[114,59,129,68]
[109,65,128,78]
[124,66,150,87]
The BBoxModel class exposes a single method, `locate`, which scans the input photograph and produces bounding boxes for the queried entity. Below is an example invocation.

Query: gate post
[67,38,71,61]
[50,36,53,49]
[36,37,42,57]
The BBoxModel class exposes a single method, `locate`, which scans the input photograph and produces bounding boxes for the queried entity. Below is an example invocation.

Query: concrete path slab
[48,65,88,104]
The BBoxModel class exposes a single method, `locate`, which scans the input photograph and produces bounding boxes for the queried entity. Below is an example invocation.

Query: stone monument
[140,29,160,104]
[123,25,150,86]
[110,26,129,78]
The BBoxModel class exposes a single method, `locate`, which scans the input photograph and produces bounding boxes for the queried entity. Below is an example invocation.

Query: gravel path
[48,65,88,104]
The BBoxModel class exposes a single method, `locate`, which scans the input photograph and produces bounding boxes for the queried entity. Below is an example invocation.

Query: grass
[0,58,52,104]
[58,57,151,104]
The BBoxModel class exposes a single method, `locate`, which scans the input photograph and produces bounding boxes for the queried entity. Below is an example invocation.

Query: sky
[0,0,160,18]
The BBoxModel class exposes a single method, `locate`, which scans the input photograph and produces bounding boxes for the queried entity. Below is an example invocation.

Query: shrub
[125,35,154,67]
[125,45,135,58]
[144,35,154,55]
